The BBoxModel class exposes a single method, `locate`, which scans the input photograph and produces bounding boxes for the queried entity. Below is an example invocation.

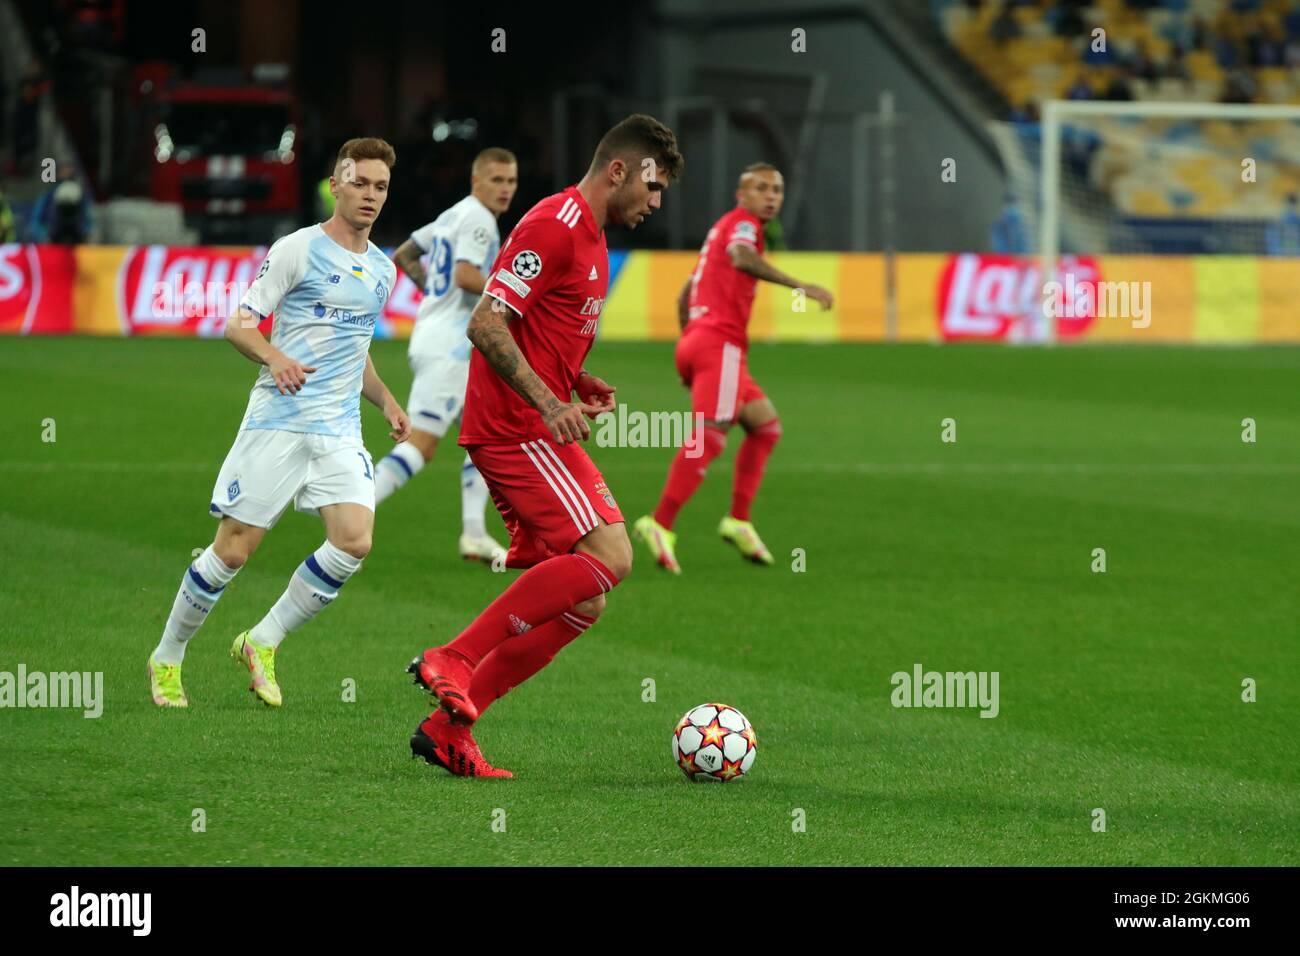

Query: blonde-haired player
[375,148,519,564]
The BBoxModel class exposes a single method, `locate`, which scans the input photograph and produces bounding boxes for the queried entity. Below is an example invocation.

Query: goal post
[1034,99,1300,343]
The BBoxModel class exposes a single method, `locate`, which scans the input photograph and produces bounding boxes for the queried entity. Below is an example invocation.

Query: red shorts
[468,438,625,569]
[675,327,765,423]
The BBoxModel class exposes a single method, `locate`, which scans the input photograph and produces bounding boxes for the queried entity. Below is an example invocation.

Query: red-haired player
[634,163,833,573]
[406,115,684,777]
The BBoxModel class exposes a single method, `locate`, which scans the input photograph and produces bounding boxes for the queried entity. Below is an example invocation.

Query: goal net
[993,100,1300,342]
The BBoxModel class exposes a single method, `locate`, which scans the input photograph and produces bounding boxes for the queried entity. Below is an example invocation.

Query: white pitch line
[778,462,1300,476]
[2,461,1298,476]
[608,460,1300,475]
[0,462,214,472]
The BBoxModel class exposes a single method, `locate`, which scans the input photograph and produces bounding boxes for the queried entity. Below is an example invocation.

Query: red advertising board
[113,244,422,337]
[937,253,1100,340]
[0,244,76,335]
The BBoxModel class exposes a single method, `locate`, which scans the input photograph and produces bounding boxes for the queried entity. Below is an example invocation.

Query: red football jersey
[459,186,609,446]
[685,206,765,347]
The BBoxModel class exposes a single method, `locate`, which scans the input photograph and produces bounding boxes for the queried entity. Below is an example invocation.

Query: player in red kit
[405,115,684,777]
[634,163,833,574]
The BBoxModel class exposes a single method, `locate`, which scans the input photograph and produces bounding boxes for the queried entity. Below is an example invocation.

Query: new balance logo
[588,265,598,281]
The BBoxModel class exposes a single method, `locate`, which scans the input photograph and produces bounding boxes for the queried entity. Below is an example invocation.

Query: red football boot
[407,647,479,725]
[409,711,512,779]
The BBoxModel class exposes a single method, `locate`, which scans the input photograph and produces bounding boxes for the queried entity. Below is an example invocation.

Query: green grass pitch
[1,336,1297,866]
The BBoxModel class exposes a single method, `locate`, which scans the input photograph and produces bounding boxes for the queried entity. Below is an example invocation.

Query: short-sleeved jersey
[685,206,765,347]
[407,194,500,362]
[238,224,395,439]
[459,186,609,446]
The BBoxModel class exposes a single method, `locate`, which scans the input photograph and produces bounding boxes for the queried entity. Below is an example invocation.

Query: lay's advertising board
[2,244,1298,343]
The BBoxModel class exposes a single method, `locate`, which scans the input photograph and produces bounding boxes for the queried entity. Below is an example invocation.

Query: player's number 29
[431,238,453,297]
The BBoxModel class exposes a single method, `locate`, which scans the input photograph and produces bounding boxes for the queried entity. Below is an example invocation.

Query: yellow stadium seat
[1185,51,1222,82]
[1123,189,1174,217]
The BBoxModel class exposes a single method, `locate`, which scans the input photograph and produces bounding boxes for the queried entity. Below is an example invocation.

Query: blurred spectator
[1164,14,1195,52]
[1163,46,1192,83]
[1265,194,1300,256]
[1250,26,1285,67]
[990,3,1021,43]
[948,1,1296,120]
[1066,75,1093,100]
[14,60,50,172]
[1219,69,1256,104]
[0,187,16,243]
[1103,72,1135,101]
[1061,125,1101,180]
[29,162,92,243]
[1009,100,1040,123]
[1129,41,1158,82]
[1052,1,1086,38]
[1213,31,1240,68]
[990,195,1028,254]
[1191,17,1208,51]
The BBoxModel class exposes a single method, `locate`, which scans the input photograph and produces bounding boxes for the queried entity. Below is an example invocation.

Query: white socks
[249,540,363,649]
[376,444,491,541]
[154,546,240,664]
[461,454,489,539]
[374,442,425,505]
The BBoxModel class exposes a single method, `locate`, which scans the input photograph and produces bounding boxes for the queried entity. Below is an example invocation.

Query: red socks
[731,418,781,521]
[652,419,781,527]
[652,426,728,529]
[446,552,616,666]
[468,610,595,717]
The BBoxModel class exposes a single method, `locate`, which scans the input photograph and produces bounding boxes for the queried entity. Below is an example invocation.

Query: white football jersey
[407,194,499,361]
[237,224,395,439]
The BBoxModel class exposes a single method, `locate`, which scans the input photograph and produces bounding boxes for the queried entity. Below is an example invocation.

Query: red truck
[147,83,302,244]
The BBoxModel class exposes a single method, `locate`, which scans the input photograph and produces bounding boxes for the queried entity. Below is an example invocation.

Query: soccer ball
[672,703,756,783]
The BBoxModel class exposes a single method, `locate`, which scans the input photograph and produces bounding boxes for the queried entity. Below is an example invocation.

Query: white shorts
[209,429,375,529]
[407,352,469,439]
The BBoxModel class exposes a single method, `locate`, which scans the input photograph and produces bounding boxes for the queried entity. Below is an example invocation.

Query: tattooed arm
[467,295,599,444]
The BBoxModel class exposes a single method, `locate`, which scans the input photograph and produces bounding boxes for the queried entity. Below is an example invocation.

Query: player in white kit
[146,137,411,709]
[374,148,518,564]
